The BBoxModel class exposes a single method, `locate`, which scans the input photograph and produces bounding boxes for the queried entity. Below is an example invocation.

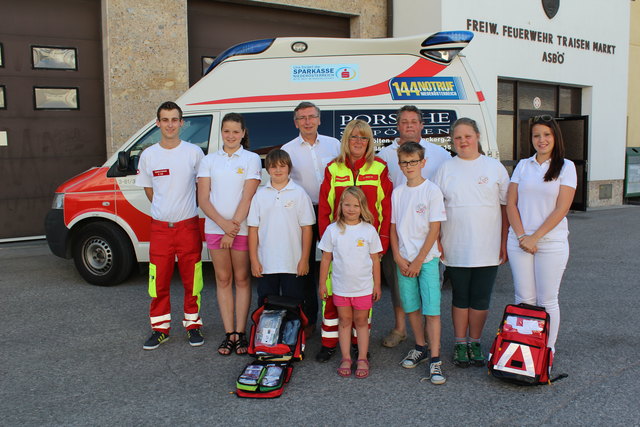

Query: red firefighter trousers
[149,217,203,333]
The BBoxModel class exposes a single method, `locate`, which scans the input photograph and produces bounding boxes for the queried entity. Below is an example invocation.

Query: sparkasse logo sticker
[291,64,359,82]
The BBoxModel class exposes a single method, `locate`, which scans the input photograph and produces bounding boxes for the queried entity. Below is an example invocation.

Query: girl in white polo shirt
[197,113,261,356]
[506,116,577,351]
[318,186,382,379]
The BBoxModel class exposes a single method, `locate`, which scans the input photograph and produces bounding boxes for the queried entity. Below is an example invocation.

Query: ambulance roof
[181,31,476,109]
[204,31,474,75]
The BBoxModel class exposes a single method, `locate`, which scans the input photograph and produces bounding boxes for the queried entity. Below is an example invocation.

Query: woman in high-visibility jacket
[315,119,392,363]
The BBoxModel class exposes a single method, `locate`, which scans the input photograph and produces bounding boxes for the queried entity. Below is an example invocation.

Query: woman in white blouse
[506,115,577,351]
[433,118,510,368]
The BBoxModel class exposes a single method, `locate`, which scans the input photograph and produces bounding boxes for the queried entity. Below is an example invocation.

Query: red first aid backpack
[488,303,566,385]
[236,295,308,398]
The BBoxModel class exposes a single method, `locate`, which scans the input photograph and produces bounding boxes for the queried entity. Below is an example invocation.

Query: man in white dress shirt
[282,102,340,347]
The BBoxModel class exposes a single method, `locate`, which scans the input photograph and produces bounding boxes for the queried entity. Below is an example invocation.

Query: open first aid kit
[487,303,567,385]
[236,295,308,398]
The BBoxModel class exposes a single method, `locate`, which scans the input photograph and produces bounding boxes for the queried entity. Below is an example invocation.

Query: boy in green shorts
[389,142,447,384]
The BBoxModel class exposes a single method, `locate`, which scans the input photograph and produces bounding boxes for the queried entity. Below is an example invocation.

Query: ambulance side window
[109,115,213,178]
[129,115,213,158]
[178,115,213,153]
[242,111,300,156]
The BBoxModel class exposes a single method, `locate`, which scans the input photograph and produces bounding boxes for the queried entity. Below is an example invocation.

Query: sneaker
[452,343,470,367]
[315,346,337,363]
[143,331,169,350]
[400,348,429,369]
[187,328,204,347]
[467,342,485,366]
[429,361,446,385]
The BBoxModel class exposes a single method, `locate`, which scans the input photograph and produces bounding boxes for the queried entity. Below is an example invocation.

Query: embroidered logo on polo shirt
[153,169,170,177]
[356,239,365,247]
[335,175,350,183]
[284,200,295,208]
[415,203,427,215]
[478,176,489,184]
[236,167,245,174]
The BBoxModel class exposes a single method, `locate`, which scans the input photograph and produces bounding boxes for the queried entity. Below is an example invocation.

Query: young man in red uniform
[136,101,205,350]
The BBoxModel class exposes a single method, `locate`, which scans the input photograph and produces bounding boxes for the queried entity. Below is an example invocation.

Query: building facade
[393,0,631,208]
[629,0,640,149]
[0,0,387,239]
[0,0,633,239]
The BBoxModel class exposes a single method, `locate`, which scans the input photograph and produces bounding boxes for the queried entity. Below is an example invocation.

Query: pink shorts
[332,294,373,311]
[205,233,249,251]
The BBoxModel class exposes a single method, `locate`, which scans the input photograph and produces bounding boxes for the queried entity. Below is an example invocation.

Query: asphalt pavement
[1,206,639,426]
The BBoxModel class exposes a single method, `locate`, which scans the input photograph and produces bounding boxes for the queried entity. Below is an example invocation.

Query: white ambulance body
[45,31,497,285]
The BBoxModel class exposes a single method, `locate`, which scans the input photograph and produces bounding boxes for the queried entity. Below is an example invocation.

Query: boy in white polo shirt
[136,101,205,350]
[390,142,447,384]
[248,149,315,307]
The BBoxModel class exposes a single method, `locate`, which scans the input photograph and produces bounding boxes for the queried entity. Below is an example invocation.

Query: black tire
[72,222,135,286]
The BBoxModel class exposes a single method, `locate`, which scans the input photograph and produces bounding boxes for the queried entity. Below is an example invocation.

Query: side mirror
[117,151,130,172]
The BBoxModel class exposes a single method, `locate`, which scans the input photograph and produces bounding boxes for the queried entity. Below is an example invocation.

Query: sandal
[337,359,352,377]
[235,331,249,355]
[217,332,236,356]
[355,359,370,379]
[381,329,407,348]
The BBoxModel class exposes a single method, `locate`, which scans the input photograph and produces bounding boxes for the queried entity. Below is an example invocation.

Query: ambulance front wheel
[73,222,135,286]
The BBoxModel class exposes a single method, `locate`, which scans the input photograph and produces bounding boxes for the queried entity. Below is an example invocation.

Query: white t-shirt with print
[135,141,204,222]
[510,156,577,241]
[378,138,452,188]
[318,221,383,297]
[433,155,510,267]
[247,180,316,274]
[391,179,447,264]
[197,146,261,235]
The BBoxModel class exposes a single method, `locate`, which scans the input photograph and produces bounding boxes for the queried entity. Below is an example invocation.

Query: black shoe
[315,346,337,362]
[187,328,204,347]
[143,331,169,350]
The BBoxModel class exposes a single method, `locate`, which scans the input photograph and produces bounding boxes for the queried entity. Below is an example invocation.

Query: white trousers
[507,236,569,349]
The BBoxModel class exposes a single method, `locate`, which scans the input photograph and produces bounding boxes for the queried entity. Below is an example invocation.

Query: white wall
[392,0,442,36]
[394,0,630,182]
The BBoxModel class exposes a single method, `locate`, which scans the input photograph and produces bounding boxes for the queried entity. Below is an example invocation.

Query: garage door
[188,0,351,85]
[0,0,105,240]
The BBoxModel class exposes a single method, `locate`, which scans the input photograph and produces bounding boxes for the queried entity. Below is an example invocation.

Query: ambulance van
[45,30,498,286]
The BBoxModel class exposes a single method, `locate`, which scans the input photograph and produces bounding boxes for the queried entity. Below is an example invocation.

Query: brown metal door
[187,0,350,85]
[0,0,105,239]
[557,116,588,211]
